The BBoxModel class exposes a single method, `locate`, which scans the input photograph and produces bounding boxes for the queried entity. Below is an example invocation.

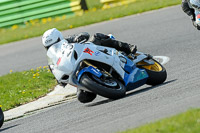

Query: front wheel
[138,59,167,86]
[80,73,126,99]
[0,107,4,128]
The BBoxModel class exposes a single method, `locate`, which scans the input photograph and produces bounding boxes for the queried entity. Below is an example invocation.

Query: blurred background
[0,0,180,45]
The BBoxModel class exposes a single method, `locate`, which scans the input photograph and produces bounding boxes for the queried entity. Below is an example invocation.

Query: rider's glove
[190,14,195,21]
[74,32,90,43]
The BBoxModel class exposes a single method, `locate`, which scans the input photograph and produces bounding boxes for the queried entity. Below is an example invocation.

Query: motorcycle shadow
[0,124,19,132]
[86,99,114,107]
[125,79,177,98]
[86,79,177,107]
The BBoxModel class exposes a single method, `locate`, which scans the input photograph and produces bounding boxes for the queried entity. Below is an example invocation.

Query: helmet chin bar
[45,37,61,50]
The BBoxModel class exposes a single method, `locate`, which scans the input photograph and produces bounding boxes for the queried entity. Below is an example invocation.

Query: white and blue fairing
[47,39,149,89]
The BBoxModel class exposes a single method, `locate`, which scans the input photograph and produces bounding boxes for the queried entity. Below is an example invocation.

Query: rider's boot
[91,33,137,55]
[129,44,137,55]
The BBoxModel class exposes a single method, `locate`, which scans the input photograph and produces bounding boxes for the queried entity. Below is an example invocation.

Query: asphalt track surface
[1,5,200,133]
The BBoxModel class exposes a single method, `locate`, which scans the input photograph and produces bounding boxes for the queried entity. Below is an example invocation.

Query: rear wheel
[137,59,167,86]
[0,107,4,128]
[80,73,126,99]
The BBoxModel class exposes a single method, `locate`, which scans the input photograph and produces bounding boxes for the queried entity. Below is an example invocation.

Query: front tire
[0,107,4,128]
[80,73,126,99]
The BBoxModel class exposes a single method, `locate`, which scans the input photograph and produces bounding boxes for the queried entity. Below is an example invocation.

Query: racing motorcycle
[0,107,4,128]
[48,38,167,103]
[189,0,200,29]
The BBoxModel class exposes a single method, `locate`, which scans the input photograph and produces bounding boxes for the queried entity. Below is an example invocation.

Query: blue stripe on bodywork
[123,57,135,73]
[123,57,149,91]
[77,66,102,82]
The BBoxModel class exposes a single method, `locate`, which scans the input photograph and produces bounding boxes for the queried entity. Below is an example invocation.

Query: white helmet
[190,0,200,11]
[42,28,64,48]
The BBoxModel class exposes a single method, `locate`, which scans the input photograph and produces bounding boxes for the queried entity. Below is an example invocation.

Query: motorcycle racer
[42,28,137,103]
[42,28,166,103]
[182,0,200,30]
[43,28,137,55]
[42,28,137,86]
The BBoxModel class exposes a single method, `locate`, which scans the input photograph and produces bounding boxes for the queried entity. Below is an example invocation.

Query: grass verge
[0,67,56,111]
[0,0,181,45]
[120,109,200,133]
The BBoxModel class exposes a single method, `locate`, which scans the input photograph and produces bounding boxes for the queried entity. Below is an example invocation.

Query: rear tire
[138,59,167,86]
[77,89,97,103]
[80,73,126,99]
[0,108,4,128]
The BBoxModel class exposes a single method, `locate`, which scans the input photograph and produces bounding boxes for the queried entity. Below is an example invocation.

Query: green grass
[0,0,181,45]
[82,0,103,9]
[120,109,200,133]
[0,67,56,111]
